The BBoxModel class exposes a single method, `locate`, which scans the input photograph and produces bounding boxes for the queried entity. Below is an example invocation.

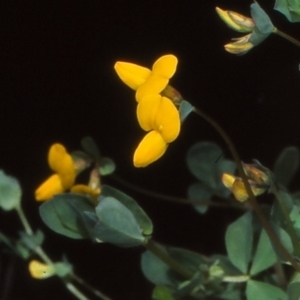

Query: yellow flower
[35,144,76,201]
[222,173,263,202]
[114,55,180,167]
[222,168,268,202]
[29,260,55,279]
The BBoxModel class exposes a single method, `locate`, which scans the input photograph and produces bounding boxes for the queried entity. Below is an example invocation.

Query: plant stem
[14,203,92,300]
[111,174,244,209]
[144,239,193,279]
[72,274,112,300]
[273,28,300,48]
[65,282,89,300]
[193,106,300,272]
[15,204,33,235]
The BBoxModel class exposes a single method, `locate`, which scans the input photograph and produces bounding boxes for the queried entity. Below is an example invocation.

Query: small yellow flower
[114,55,181,167]
[222,165,268,202]
[29,260,55,279]
[35,144,76,201]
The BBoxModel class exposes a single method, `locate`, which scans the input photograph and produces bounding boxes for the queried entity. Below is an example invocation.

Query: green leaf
[141,248,176,287]
[250,229,277,276]
[246,280,287,300]
[101,185,153,235]
[250,2,274,34]
[274,0,300,22]
[152,285,175,300]
[288,272,300,300]
[290,205,300,238]
[179,100,194,122]
[91,197,145,247]
[188,182,212,214]
[210,255,242,276]
[271,224,293,260]
[225,212,253,273]
[19,230,44,251]
[81,136,101,162]
[54,261,73,278]
[0,170,21,211]
[273,146,300,187]
[39,194,94,239]
[186,142,236,192]
[99,157,116,176]
[168,247,209,273]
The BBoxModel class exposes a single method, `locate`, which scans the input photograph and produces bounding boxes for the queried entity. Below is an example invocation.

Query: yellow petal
[48,144,68,172]
[231,180,249,202]
[114,62,151,90]
[137,94,161,131]
[232,179,266,202]
[136,74,168,102]
[221,173,236,189]
[133,131,167,167]
[35,174,64,201]
[71,184,100,198]
[216,7,252,33]
[48,144,75,189]
[152,54,178,78]
[155,96,180,143]
[29,260,55,279]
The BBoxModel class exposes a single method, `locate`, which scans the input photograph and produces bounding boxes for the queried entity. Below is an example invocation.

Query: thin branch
[273,28,300,48]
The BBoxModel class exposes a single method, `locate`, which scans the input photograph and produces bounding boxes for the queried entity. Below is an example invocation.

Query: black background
[0,0,300,299]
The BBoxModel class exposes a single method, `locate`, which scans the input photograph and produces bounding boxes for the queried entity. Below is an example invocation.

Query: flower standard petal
[152,54,178,78]
[48,143,75,190]
[133,131,168,167]
[48,144,68,173]
[35,174,64,201]
[155,96,180,143]
[114,62,151,90]
[137,94,161,131]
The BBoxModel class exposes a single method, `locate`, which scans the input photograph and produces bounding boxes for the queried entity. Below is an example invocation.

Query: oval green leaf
[225,212,253,273]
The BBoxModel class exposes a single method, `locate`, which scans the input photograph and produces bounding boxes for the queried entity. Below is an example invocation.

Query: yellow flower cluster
[114,55,180,167]
[35,143,100,201]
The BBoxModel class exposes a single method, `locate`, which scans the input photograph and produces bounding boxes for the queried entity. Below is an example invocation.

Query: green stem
[273,28,300,48]
[272,189,300,257]
[193,106,300,272]
[71,273,112,300]
[144,239,193,279]
[111,174,243,209]
[65,282,89,300]
[15,204,33,235]
[14,203,92,300]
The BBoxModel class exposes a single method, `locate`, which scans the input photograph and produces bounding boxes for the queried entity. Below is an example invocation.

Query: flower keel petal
[134,131,168,167]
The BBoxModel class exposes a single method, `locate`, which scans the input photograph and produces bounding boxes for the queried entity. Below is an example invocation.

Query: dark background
[0,0,299,299]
